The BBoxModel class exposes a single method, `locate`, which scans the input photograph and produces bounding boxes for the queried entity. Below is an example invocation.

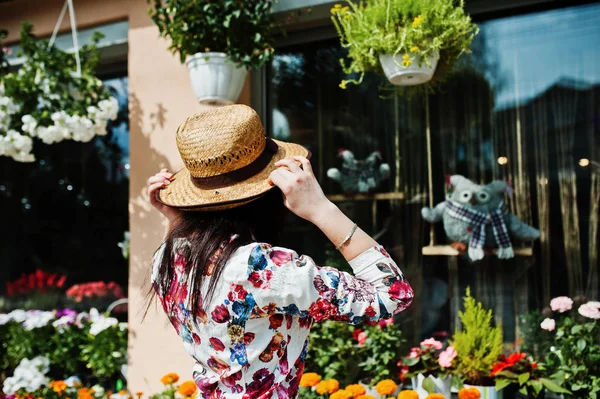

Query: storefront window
[0,75,129,297]
[267,3,600,342]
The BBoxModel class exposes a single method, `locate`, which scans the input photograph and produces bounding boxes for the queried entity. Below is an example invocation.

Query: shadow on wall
[128,92,171,294]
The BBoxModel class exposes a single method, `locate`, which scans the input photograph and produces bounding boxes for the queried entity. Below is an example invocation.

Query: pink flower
[420,337,443,350]
[408,348,420,358]
[540,318,556,331]
[438,346,457,368]
[378,318,394,329]
[550,296,573,313]
[578,301,600,319]
[357,331,368,347]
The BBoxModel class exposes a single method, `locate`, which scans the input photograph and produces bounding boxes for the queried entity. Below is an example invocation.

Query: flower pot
[185,52,248,106]
[464,384,502,399]
[411,374,452,399]
[378,51,439,86]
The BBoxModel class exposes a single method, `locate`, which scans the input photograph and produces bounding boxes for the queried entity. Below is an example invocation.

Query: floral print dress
[152,241,413,399]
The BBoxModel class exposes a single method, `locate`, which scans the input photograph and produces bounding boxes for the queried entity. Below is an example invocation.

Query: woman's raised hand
[147,169,181,223]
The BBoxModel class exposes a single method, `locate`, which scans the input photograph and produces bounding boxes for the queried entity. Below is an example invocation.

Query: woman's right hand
[147,169,181,223]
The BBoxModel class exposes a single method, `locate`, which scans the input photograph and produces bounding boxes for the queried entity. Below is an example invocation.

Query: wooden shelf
[422,245,533,257]
[326,192,406,202]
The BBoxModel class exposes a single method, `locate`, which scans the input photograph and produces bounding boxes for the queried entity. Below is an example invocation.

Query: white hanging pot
[411,374,452,399]
[464,384,502,399]
[379,51,439,86]
[186,52,248,106]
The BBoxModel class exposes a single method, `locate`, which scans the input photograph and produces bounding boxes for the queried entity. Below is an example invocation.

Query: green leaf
[530,380,543,396]
[495,379,512,391]
[402,357,419,366]
[577,339,587,352]
[422,377,436,394]
[540,378,571,394]
[571,325,582,334]
[519,386,528,396]
[518,373,530,385]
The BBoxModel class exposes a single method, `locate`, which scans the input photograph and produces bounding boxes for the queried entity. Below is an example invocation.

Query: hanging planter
[186,52,248,105]
[331,0,478,91]
[0,22,118,163]
[463,384,500,399]
[379,51,439,86]
[148,0,275,106]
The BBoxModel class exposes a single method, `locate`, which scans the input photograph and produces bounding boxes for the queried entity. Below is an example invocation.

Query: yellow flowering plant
[331,0,478,91]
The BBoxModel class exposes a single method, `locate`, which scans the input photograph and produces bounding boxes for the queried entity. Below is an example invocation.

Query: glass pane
[0,75,130,311]
[267,3,600,343]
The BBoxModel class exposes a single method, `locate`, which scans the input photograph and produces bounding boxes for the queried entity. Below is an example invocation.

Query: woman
[147,105,413,399]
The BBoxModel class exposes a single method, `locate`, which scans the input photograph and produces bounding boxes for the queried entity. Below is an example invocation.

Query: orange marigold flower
[331,390,354,399]
[425,394,445,399]
[345,384,366,397]
[300,373,322,388]
[316,381,328,395]
[77,388,94,399]
[356,395,376,399]
[160,373,180,385]
[398,390,419,399]
[135,393,143,398]
[376,380,398,396]
[50,380,68,394]
[177,381,197,397]
[325,379,340,394]
[458,387,481,399]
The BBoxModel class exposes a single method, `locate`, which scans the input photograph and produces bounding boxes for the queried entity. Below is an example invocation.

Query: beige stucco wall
[1,0,250,393]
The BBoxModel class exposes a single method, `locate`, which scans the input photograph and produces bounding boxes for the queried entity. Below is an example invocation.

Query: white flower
[21,114,38,135]
[65,376,82,388]
[99,97,119,121]
[51,111,68,125]
[540,318,556,331]
[110,391,130,399]
[3,356,51,394]
[90,315,119,336]
[23,311,55,330]
[119,322,128,331]
[53,314,76,330]
[0,314,10,325]
[92,385,106,397]
[8,309,28,322]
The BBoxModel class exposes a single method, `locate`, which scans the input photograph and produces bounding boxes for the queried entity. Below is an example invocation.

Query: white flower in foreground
[65,376,81,388]
[8,309,28,323]
[90,316,119,336]
[3,356,51,394]
[21,114,38,135]
[0,314,10,325]
[92,385,105,397]
[23,311,55,330]
[540,318,556,331]
[53,314,77,330]
[99,97,119,121]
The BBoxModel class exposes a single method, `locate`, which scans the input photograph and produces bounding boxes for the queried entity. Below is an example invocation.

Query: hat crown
[176,105,266,178]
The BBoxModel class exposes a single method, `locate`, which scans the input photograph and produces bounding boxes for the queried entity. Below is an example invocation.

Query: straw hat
[158,104,309,211]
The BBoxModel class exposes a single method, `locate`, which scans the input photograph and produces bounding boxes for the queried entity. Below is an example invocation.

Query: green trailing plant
[451,287,503,386]
[0,28,9,75]
[330,0,478,90]
[357,320,406,385]
[147,0,275,69]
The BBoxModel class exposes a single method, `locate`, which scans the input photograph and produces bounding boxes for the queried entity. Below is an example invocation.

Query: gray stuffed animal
[327,149,390,193]
[421,175,540,261]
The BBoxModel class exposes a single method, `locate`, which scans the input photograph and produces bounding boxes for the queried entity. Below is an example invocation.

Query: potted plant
[147,0,275,105]
[451,288,503,399]
[331,0,478,88]
[0,23,118,163]
[399,338,456,398]
[492,352,570,398]
[539,296,600,398]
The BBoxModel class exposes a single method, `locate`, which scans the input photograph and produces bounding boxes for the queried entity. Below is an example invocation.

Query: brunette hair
[146,188,286,319]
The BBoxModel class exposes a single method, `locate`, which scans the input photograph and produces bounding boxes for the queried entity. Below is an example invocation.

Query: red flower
[211,305,231,323]
[228,284,248,301]
[352,329,363,341]
[270,250,292,266]
[505,352,526,366]
[531,362,537,369]
[269,314,284,330]
[491,362,509,376]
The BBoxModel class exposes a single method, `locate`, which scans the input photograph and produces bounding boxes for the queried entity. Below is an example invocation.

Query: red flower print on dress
[365,306,376,319]
[269,314,284,330]
[222,370,243,394]
[285,314,293,329]
[243,332,256,345]
[211,305,231,323]
[244,368,276,399]
[248,270,273,289]
[228,284,249,301]
[270,250,293,266]
[375,246,391,258]
[207,356,230,375]
[209,337,226,352]
[259,332,284,362]
[389,280,413,301]
[299,316,312,329]
[307,298,339,322]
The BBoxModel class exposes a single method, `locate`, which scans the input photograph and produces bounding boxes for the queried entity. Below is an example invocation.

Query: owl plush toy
[421,175,540,261]
[327,149,390,193]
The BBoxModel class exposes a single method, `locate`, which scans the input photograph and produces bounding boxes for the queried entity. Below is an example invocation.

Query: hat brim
[158,139,309,211]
